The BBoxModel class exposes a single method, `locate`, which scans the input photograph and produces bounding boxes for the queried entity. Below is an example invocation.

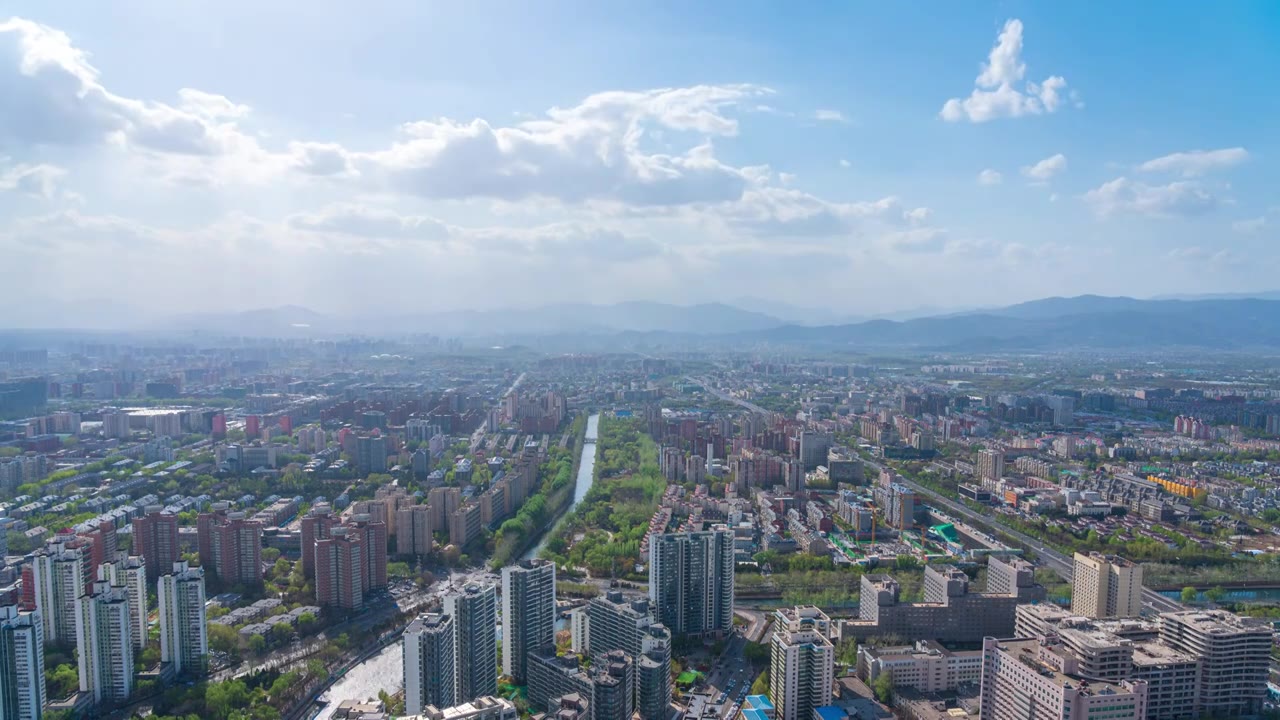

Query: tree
[208,623,239,653]
[836,638,859,666]
[749,669,769,696]
[1205,586,1227,604]
[248,633,268,656]
[1181,586,1199,604]
[872,671,894,704]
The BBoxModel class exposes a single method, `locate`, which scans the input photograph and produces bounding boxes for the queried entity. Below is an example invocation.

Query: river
[313,642,402,720]
[522,412,600,561]
[310,413,601,717]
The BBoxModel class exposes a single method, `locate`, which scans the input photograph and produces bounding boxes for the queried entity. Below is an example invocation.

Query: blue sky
[1,1,1277,324]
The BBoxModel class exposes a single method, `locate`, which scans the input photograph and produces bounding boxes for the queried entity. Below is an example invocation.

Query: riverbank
[523,412,600,561]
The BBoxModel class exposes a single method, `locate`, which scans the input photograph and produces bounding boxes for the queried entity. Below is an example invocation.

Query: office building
[856,640,982,694]
[1072,553,1143,619]
[798,431,833,472]
[445,583,498,704]
[648,527,734,638]
[405,613,457,715]
[76,579,135,706]
[315,527,364,610]
[31,541,86,644]
[158,561,208,677]
[840,558,1045,643]
[985,556,1038,597]
[979,637,1148,720]
[502,560,556,684]
[1159,610,1271,717]
[0,605,45,720]
[770,607,834,720]
[131,507,180,582]
[300,505,339,579]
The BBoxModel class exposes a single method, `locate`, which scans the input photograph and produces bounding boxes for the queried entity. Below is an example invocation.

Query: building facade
[501,560,556,684]
[405,613,457,715]
[444,583,498,704]
[647,527,735,639]
[158,561,208,677]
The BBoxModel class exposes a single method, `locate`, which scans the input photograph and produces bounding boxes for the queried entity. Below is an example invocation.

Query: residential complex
[0,605,45,720]
[404,613,457,714]
[158,561,209,677]
[444,583,499,704]
[647,527,735,638]
[501,560,556,684]
[1071,553,1144,619]
[769,607,834,720]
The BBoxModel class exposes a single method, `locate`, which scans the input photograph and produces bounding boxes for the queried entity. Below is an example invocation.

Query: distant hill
[743,297,1280,350]
[155,301,786,337]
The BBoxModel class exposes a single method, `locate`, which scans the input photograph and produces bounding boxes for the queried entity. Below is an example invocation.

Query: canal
[522,412,600,561]
[310,413,601,716]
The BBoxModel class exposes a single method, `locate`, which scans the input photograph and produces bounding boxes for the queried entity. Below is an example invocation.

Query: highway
[859,456,1185,614]
[691,377,770,415]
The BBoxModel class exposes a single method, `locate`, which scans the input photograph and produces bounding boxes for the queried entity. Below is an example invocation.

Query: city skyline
[1,2,1278,323]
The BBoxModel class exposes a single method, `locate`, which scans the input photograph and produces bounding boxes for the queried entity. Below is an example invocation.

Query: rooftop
[999,639,1142,698]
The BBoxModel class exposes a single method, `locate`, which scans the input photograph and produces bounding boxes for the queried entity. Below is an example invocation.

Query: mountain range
[9,293,1280,351]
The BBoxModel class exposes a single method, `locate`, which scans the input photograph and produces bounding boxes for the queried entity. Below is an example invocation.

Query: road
[692,377,769,415]
[471,372,525,452]
[859,456,1184,614]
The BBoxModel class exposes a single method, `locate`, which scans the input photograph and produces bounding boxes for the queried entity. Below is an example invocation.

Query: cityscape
[3,4,1280,720]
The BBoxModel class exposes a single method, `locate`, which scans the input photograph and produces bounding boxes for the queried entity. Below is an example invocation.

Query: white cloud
[1021,153,1066,181]
[0,16,271,177]
[1138,148,1249,177]
[1232,217,1267,234]
[0,162,65,199]
[1084,177,1217,217]
[288,142,358,177]
[940,19,1072,123]
[977,169,1003,185]
[1167,246,1239,267]
[813,109,847,123]
[839,159,851,169]
[778,172,797,185]
[286,204,447,241]
[882,227,949,254]
[358,85,773,206]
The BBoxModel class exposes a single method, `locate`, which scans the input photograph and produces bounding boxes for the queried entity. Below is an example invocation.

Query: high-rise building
[396,504,434,558]
[797,431,833,472]
[101,557,148,652]
[979,637,1148,720]
[429,487,462,535]
[132,507,180,582]
[585,591,655,657]
[769,607,834,720]
[315,527,364,610]
[977,448,1004,481]
[1159,610,1271,717]
[76,579,135,706]
[0,605,45,720]
[198,509,263,587]
[1072,553,1143,619]
[31,541,86,644]
[591,650,635,720]
[648,527,735,638]
[502,559,556,684]
[158,561,208,677]
[636,625,672,720]
[350,514,388,593]
[404,613,457,715]
[299,504,339,579]
[445,583,498,704]
[356,434,388,474]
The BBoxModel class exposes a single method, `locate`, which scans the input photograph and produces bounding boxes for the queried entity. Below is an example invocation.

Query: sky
[1,1,1278,324]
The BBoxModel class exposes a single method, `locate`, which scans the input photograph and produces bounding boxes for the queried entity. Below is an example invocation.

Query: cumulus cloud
[1084,177,1217,217]
[882,227,949,254]
[813,109,847,123]
[1138,148,1249,177]
[1021,153,1066,181]
[288,142,358,177]
[722,187,926,238]
[357,85,774,206]
[0,18,260,157]
[977,169,1003,185]
[940,19,1071,123]
[0,161,65,198]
